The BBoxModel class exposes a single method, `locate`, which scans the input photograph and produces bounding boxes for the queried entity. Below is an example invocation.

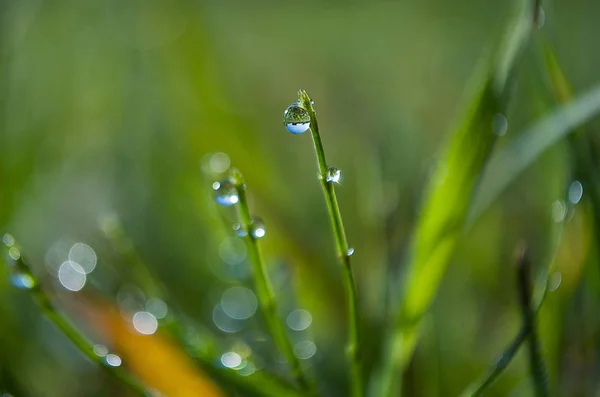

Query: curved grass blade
[374,2,540,395]
[468,81,600,223]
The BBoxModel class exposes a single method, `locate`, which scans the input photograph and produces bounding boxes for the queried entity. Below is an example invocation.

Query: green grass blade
[468,81,600,223]
[375,1,539,395]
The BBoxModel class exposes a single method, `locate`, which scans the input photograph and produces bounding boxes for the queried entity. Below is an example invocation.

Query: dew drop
[10,273,35,290]
[250,217,266,239]
[212,179,239,207]
[146,298,168,319]
[283,103,310,134]
[221,286,258,320]
[287,309,313,331]
[132,311,159,335]
[93,344,109,357]
[105,353,122,367]
[293,340,317,359]
[549,272,562,292]
[346,247,355,257]
[325,166,342,183]
[68,243,97,274]
[537,6,546,29]
[568,181,583,204]
[551,200,567,223]
[492,113,508,136]
[58,261,87,292]
[221,352,243,369]
[232,223,247,238]
[2,233,15,247]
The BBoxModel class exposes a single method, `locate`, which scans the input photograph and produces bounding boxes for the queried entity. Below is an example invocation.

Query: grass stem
[297,90,363,397]
[230,169,313,393]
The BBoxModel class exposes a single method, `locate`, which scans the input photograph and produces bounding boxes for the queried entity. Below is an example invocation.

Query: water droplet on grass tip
[250,217,266,239]
[346,248,355,257]
[283,103,310,134]
[325,166,342,183]
[213,179,239,207]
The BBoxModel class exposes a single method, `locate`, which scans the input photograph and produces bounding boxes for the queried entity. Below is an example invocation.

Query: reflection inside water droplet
[293,340,317,359]
[325,166,342,183]
[287,309,313,331]
[568,181,583,204]
[283,103,311,134]
[213,179,239,207]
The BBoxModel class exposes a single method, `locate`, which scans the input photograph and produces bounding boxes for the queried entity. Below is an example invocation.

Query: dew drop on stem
[283,103,310,134]
[213,179,239,207]
[250,217,266,239]
[325,166,342,183]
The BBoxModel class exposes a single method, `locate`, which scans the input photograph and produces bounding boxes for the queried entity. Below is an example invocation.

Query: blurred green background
[2,0,600,396]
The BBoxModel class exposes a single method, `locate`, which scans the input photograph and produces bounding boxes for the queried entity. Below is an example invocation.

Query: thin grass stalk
[229,169,313,393]
[296,90,363,397]
[1,236,146,396]
[516,248,549,397]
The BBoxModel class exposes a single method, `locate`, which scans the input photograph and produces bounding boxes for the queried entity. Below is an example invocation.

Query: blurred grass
[2,0,600,396]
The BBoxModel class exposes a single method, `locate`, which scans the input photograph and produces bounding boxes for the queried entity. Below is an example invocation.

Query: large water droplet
[250,217,266,239]
[568,181,583,204]
[212,179,239,207]
[283,103,310,134]
[325,166,342,183]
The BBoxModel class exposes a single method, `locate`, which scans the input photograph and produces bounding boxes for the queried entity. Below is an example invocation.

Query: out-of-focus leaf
[374,1,538,395]
[469,81,600,222]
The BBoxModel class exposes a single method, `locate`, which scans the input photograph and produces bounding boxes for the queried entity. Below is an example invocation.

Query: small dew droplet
[551,200,566,223]
[537,6,546,29]
[10,273,36,290]
[325,166,342,183]
[232,223,248,238]
[250,217,266,239]
[105,353,122,367]
[283,103,310,134]
[492,113,508,136]
[568,180,583,204]
[213,179,239,207]
[346,248,355,257]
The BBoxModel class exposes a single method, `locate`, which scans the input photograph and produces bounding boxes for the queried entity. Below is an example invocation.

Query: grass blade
[375,1,539,395]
